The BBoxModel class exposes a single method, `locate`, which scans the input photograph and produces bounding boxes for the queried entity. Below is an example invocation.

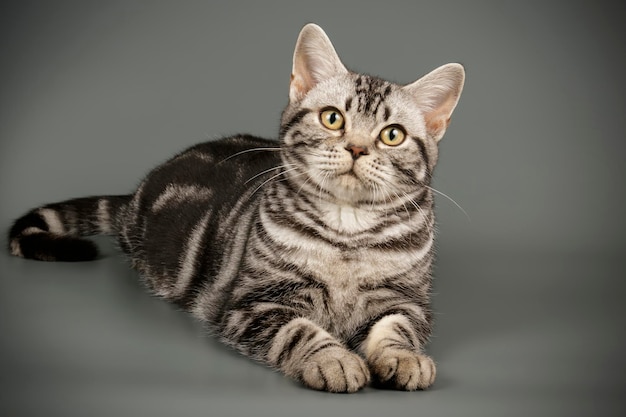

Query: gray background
[1,1,624,416]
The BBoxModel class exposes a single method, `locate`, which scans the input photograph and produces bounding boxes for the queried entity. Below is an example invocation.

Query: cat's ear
[290,24,348,102]
[404,63,465,142]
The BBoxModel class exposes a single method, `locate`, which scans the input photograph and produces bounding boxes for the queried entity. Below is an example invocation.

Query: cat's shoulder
[189,134,280,158]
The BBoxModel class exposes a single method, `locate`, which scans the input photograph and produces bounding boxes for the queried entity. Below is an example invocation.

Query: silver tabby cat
[9,24,464,392]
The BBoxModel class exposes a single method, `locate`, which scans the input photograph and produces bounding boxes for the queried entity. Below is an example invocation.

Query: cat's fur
[8,24,464,392]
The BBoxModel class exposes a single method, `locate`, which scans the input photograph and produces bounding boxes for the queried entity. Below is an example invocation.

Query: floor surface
[1,239,623,417]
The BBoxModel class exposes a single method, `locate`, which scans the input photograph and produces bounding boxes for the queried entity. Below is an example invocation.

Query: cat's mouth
[336,164,358,179]
[335,167,366,190]
[341,169,359,179]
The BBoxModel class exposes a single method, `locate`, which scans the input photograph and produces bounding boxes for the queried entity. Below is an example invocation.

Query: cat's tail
[8,195,132,262]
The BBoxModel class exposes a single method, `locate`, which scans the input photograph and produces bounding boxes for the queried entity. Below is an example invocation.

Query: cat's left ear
[404,63,465,142]
[290,24,348,102]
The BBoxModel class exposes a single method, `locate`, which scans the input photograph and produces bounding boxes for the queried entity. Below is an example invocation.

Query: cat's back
[119,135,282,300]
[141,135,282,207]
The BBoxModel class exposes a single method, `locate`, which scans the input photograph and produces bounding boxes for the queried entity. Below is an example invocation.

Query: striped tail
[8,195,131,262]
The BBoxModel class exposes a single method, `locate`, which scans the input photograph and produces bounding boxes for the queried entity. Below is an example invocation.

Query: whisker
[318,171,331,204]
[379,185,395,223]
[368,182,379,213]
[402,190,434,236]
[274,170,307,186]
[244,164,296,185]
[249,167,299,198]
[392,190,411,223]
[218,147,282,164]
[296,174,314,196]
[426,186,471,222]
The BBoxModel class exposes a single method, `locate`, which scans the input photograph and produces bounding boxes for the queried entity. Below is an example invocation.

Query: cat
[8,24,464,393]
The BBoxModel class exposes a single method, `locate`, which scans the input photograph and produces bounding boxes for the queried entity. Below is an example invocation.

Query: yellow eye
[320,108,345,130]
[379,125,406,146]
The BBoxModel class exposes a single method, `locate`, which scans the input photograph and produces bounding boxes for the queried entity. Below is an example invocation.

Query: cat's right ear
[403,63,465,142]
[290,24,348,102]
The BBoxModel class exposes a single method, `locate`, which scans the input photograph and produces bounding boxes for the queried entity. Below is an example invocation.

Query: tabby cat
[8,24,464,392]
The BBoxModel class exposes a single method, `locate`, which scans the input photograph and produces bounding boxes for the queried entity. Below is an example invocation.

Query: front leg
[268,317,370,392]
[362,313,436,390]
[223,308,369,393]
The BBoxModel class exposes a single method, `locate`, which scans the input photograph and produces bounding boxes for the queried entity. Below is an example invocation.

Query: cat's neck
[316,201,382,235]
[266,178,431,236]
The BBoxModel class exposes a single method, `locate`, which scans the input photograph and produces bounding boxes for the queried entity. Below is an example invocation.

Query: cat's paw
[300,346,370,393]
[369,349,436,390]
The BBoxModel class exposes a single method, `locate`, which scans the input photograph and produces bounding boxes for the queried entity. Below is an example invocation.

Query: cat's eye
[319,108,345,130]
[379,125,406,146]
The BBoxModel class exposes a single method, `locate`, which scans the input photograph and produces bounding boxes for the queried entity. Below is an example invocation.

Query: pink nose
[345,144,369,160]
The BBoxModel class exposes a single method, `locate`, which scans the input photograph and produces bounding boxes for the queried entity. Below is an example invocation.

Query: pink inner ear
[423,93,460,141]
[402,63,465,141]
[426,116,448,136]
[424,116,446,142]
[289,52,319,101]
[290,72,313,102]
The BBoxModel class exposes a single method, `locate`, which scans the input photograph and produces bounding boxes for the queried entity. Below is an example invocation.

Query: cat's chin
[329,173,371,202]
[337,172,361,187]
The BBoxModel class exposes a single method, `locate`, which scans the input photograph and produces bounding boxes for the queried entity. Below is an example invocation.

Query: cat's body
[8,24,464,392]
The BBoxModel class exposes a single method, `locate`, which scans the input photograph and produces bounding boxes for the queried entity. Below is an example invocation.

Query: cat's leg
[360,313,435,390]
[222,309,370,393]
[267,317,370,393]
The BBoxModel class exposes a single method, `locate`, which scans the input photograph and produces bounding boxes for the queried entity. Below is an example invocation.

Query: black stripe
[390,159,417,184]
[413,137,430,169]
[290,130,304,141]
[266,211,353,250]
[301,341,340,362]
[337,360,347,391]
[283,147,308,167]
[383,106,391,122]
[229,280,306,311]
[358,271,431,302]
[371,229,432,251]
[346,308,430,351]
[376,337,412,351]
[48,197,99,235]
[315,363,329,390]
[355,75,392,116]
[190,201,261,316]
[18,234,98,262]
[392,322,416,348]
[282,170,334,200]
[9,211,49,239]
[175,137,284,308]
[280,108,311,138]
[276,326,307,366]
[277,325,321,367]
[235,308,300,356]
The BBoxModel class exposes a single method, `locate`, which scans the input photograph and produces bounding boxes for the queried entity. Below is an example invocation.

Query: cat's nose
[345,144,369,160]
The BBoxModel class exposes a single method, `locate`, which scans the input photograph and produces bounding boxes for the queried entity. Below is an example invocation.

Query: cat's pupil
[328,112,338,124]
[389,129,398,141]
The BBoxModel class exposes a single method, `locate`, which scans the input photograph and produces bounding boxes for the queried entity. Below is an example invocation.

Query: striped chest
[255,221,431,334]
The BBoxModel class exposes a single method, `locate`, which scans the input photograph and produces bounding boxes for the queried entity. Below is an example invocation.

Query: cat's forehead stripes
[354,75,393,117]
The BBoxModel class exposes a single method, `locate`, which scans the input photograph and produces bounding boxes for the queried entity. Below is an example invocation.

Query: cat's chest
[318,204,380,235]
[304,246,412,339]
[263,203,418,286]
[292,246,390,311]
[257,199,424,332]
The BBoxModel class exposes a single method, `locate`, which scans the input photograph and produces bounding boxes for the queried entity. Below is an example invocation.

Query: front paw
[369,348,436,390]
[300,346,370,393]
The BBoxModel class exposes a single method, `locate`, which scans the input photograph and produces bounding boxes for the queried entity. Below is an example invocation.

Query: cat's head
[280,24,464,205]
